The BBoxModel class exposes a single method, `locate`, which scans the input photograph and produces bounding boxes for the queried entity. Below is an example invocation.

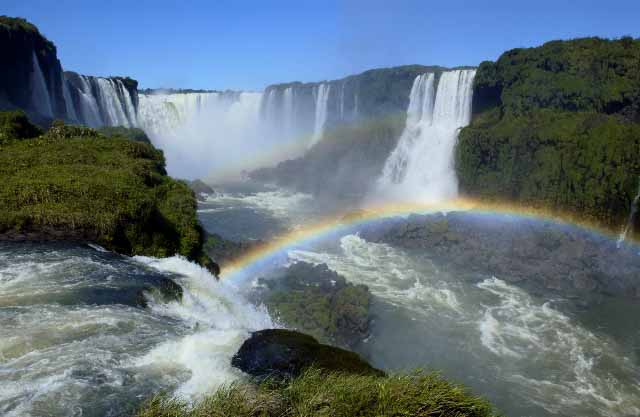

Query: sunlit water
[2,190,640,417]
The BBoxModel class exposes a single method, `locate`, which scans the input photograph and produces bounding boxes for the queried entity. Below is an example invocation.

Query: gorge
[1,13,640,417]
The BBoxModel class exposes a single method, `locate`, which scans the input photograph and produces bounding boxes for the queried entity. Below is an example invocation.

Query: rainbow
[220,197,631,280]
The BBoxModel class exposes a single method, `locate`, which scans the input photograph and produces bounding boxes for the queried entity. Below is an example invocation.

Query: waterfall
[374,69,476,203]
[76,75,103,127]
[30,51,54,118]
[339,81,345,120]
[61,72,78,122]
[310,83,331,147]
[353,91,359,119]
[95,78,133,127]
[137,91,272,179]
[282,87,294,134]
[617,179,640,247]
[64,74,138,128]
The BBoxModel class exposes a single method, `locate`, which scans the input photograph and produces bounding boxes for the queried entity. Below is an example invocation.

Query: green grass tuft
[137,368,498,417]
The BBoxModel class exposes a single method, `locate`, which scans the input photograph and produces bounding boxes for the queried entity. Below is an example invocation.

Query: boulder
[231,329,384,380]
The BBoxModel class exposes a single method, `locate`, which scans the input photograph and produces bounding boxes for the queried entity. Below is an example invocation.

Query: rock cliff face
[0,16,67,125]
[0,16,139,128]
[457,37,640,235]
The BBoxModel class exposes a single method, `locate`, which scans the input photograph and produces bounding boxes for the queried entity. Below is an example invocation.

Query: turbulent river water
[1,185,640,417]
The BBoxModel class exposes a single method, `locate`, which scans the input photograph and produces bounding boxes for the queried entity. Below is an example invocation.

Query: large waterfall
[311,83,331,147]
[30,51,54,118]
[374,69,476,203]
[64,73,138,128]
[137,91,270,180]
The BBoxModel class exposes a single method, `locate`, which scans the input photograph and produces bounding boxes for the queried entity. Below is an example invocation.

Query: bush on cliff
[137,368,497,417]
[0,109,42,141]
[457,37,640,232]
[0,115,211,263]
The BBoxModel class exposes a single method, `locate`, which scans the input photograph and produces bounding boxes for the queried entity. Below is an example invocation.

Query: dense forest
[457,37,640,234]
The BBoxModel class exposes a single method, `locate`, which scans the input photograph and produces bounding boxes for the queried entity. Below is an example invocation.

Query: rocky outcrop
[456,37,640,236]
[231,329,384,380]
[255,262,371,349]
[360,212,640,299]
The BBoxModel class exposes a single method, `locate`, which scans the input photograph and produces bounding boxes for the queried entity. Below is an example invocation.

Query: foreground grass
[137,369,497,417]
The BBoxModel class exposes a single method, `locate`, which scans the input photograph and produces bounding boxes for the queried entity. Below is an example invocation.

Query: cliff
[457,37,640,235]
[0,16,140,128]
[0,16,67,125]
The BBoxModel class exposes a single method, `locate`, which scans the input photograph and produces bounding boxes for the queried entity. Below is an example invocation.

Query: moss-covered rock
[256,262,371,349]
[457,37,640,236]
[231,329,384,381]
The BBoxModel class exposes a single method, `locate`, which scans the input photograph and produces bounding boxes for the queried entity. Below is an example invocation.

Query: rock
[232,329,384,381]
[198,254,220,278]
[256,262,371,348]
[188,179,215,201]
[135,277,183,308]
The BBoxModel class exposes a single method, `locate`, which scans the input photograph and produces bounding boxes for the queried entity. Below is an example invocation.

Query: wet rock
[231,329,384,380]
[135,277,183,308]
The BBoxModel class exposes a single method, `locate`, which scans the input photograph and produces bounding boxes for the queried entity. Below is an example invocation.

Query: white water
[61,72,78,121]
[287,234,640,417]
[75,75,103,127]
[30,51,53,118]
[64,75,138,128]
[132,255,274,398]
[374,69,476,203]
[310,83,331,147]
[282,87,295,135]
[95,78,135,127]
[138,92,287,180]
[0,243,273,416]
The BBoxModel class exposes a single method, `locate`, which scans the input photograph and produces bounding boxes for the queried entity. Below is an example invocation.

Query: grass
[0,114,206,260]
[137,368,498,417]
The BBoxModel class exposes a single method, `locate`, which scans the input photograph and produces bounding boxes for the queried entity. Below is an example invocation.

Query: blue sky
[4,0,640,90]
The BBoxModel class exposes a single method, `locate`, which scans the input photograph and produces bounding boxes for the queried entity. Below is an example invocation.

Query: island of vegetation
[0,110,217,272]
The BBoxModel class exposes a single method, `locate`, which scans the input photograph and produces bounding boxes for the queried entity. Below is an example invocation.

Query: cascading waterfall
[310,83,331,147]
[282,87,295,134]
[617,178,640,247]
[76,75,103,126]
[64,74,138,128]
[137,91,269,179]
[30,51,53,118]
[60,72,78,121]
[95,78,134,127]
[374,69,476,203]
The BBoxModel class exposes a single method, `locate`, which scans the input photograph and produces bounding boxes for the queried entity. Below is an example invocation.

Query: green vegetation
[98,126,152,144]
[457,37,640,232]
[0,113,211,263]
[261,263,371,348]
[0,110,42,141]
[253,114,405,198]
[137,368,497,417]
